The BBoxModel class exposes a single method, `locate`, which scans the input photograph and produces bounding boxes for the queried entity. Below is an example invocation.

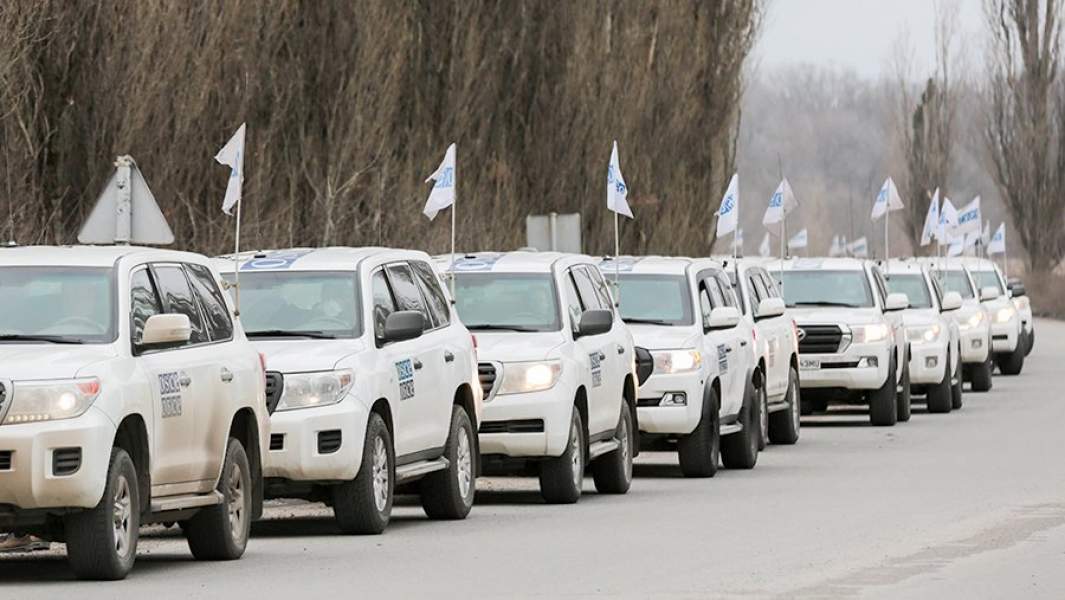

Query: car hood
[0,344,118,380]
[252,339,367,372]
[788,306,883,326]
[626,324,702,351]
[900,308,939,327]
[473,331,566,362]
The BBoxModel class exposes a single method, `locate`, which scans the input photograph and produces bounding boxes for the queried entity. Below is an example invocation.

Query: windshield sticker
[158,371,185,418]
[396,359,415,401]
[240,250,314,271]
[589,352,603,387]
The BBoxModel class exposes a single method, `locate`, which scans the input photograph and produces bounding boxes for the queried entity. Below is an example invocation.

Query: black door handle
[740,340,748,347]
[444,351,455,363]
[616,345,625,355]
[598,352,606,361]
[413,359,424,370]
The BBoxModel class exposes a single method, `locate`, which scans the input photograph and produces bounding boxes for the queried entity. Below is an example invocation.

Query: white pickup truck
[0,246,268,579]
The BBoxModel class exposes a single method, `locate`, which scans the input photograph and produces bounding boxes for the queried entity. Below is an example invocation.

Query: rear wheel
[868,357,898,426]
[420,406,477,519]
[721,379,759,469]
[896,357,912,423]
[65,448,139,580]
[768,367,800,445]
[184,438,253,560]
[333,413,393,534]
[539,408,584,504]
[591,404,633,494]
[677,387,721,477]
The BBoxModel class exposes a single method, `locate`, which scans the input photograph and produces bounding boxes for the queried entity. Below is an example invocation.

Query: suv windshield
[886,274,932,309]
[933,270,975,299]
[453,273,560,332]
[224,271,361,338]
[0,267,115,343]
[970,270,1004,294]
[616,274,693,326]
[780,270,874,308]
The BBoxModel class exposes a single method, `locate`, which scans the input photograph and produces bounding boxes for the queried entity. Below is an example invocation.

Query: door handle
[724,347,734,354]
[598,351,606,361]
[220,368,234,383]
[616,345,625,355]
[740,340,748,347]
[413,359,424,370]
[444,351,455,363]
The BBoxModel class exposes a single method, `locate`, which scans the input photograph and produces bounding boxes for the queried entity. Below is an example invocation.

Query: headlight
[498,360,562,395]
[2,378,101,425]
[907,324,942,344]
[276,369,353,411]
[964,311,985,330]
[995,306,1016,324]
[852,323,890,344]
[651,349,703,374]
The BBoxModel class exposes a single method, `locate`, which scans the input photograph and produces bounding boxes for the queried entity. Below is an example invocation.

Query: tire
[721,378,759,469]
[768,367,800,445]
[897,357,912,423]
[995,333,1026,375]
[1026,328,1035,356]
[539,408,584,504]
[591,403,634,494]
[420,406,477,520]
[756,377,769,451]
[926,357,953,414]
[65,448,139,580]
[868,357,898,426]
[184,438,253,560]
[333,413,394,534]
[950,354,964,410]
[970,346,994,392]
[677,386,721,477]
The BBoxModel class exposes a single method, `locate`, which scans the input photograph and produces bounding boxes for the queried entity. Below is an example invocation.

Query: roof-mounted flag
[717,173,739,237]
[423,143,457,220]
[606,141,632,218]
[215,123,246,215]
[871,177,903,220]
[920,188,940,246]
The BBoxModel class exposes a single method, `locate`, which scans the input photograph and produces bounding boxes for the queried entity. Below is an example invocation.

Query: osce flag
[763,178,797,229]
[606,140,633,218]
[717,173,739,237]
[849,236,869,257]
[788,228,808,249]
[988,223,1006,255]
[214,123,246,216]
[920,188,940,247]
[871,177,903,220]
[954,196,982,236]
[938,198,958,243]
[423,143,457,220]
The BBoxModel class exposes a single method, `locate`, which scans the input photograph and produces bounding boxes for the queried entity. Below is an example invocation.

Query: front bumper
[264,397,368,482]
[958,325,990,364]
[798,342,890,390]
[0,407,115,511]
[991,316,1020,353]
[478,387,575,458]
[635,372,705,436]
[908,339,948,385]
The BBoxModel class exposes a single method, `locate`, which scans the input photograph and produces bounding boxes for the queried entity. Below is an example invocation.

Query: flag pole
[884,210,889,262]
[614,211,620,305]
[233,196,242,317]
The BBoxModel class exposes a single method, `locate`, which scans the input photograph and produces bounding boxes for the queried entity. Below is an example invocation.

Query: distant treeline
[0,1,760,256]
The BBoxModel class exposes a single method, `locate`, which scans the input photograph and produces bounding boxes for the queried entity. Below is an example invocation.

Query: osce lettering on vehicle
[396,359,416,401]
[589,352,603,387]
[717,344,729,373]
[158,371,184,418]
[240,249,314,271]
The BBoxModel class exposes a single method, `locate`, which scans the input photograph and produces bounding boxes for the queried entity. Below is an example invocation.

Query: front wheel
[184,438,253,560]
[420,406,477,519]
[678,387,721,476]
[970,347,994,392]
[65,448,139,580]
[591,403,634,494]
[896,357,912,423]
[539,408,585,504]
[995,333,1026,375]
[950,354,964,410]
[769,367,801,444]
[868,357,898,426]
[926,357,953,414]
[333,413,394,534]
[721,379,760,469]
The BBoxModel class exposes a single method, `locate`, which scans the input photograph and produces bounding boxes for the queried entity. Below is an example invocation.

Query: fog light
[857,356,879,368]
[660,392,688,407]
[971,339,983,349]
[925,356,938,369]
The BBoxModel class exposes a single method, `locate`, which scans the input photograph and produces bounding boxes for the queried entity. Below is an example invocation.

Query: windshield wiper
[0,334,84,344]
[246,329,338,339]
[465,324,543,333]
[790,301,862,308]
[622,317,675,326]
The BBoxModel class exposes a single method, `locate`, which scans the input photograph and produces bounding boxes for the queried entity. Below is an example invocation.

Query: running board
[719,423,743,436]
[587,439,620,460]
[396,457,449,483]
[150,490,223,513]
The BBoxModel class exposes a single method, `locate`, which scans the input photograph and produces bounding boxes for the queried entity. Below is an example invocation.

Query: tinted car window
[587,267,615,309]
[886,273,932,309]
[130,268,162,345]
[186,263,234,341]
[386,264,431,327]
[616,274,693,326]
[453,273,561,332]
[779,270,875,308]
[153,265,208,344]
[411,261,450,328]
[571,267,603,310]
[372,270,397,339]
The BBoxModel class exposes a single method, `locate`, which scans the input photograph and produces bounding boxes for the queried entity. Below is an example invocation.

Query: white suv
[600,256,762,477]
[441,252,636,504]
[216,248,481,534]
[0,246,268,579]
[725,258,801,445]
[884,260,964,414]
[924,261,994,392]
[1005,277,1034,356]
[779,258,909,426]
[954,258,1026,375]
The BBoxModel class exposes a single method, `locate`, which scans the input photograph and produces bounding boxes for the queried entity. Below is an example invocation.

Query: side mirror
[940,291,963,312]
[1007,279,1026,298]
[576,309,613,338]
[755,297,786,320]
[140,313,192,346]
[706,306,741,330]
[884,292,909,312]
[382,310,425,343]
[980,286,1001,301]
[634,346,653,385]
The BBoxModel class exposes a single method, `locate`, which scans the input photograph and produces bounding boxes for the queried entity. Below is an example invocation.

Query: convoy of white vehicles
[954,257,1028,375]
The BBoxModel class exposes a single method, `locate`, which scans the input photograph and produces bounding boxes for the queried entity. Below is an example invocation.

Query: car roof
[916,257,975,272]
[598,255,724,276]
[0,244,207,268]
[434,251,596,274]
[214,247,429,272]
[882,259,928,275]
[779,256,867,271]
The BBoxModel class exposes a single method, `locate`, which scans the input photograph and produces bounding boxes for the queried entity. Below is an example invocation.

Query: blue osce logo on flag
[607,165,626,195]
[958,209,978,226]
[434,167,454,189]
[769,191,783,208]
[720,193,736,216]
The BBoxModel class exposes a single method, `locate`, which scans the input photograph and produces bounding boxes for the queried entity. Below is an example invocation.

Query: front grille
[637,398,661,407]
[269,434,284,451]
[0,451,11,470]
[265,372,283,415]
[478,363,498,399]
[799,325,844,354]
[992,334,1008,341]
[479,419,544,434]
[317,430,342,454]
[52,448,81,476]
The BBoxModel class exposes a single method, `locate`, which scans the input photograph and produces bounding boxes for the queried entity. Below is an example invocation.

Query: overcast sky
[755,0,986,79]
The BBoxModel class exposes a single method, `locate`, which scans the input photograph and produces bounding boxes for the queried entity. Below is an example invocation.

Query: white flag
[871,177,904,220]
[717,173,739,237]
[937,197,958,243]
[423,143,457,220]
[759,232,771,257]
[988,222,1006,255]
[947,236,964,257]
[763,178,797,229]
[954,196,982,236]
[788,228,808,249]
[849,236,869,257]
[963,229,981,252]
[828,235,843,257]
[606,140,633,218]
[214,123,246,216]
[920,188,940,246]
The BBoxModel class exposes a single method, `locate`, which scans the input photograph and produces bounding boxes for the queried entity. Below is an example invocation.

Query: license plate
[800,358,821,371]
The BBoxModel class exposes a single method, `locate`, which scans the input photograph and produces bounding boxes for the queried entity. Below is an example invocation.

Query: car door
[756,269,790,398]
[568,265,617,437]
[588,265,630,408]
[700,275,744,416]
[870,266,905,377]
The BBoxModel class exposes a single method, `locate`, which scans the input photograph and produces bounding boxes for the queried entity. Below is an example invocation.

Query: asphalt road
[3,319,1063,599]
